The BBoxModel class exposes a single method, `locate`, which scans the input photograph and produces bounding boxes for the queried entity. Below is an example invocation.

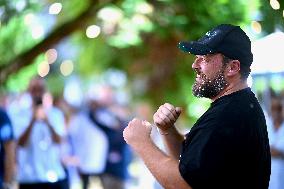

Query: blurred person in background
[68,99,109,189]
[8,76,68,189]
[0,107,16,189]
[267,96,284,189]
[134,102,164,189]
[89,85,132,189]
[0,93,9,108]
[123,24,271,189]
[53,95,79,188]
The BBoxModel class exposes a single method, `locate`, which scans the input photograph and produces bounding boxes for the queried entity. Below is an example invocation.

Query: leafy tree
[258,0,284,34]
[0,0,265,124]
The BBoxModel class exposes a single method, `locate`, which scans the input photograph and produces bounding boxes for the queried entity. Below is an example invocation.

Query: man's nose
[192,57,201,69]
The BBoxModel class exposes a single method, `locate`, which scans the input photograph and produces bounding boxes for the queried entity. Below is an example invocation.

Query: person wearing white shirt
[68,108,108,189]
[267,97,284,189]
[8,77,68,189]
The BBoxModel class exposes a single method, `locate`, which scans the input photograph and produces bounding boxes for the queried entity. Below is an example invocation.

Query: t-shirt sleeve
[179,125,234,188]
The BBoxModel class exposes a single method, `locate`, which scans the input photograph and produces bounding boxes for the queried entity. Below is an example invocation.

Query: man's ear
[226,60,240,77]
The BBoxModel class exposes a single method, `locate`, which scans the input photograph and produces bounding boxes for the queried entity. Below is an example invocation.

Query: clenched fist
[153,103,181,132]
[123,118,152,150]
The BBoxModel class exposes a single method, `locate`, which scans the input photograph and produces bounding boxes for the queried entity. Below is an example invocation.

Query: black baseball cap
[178,24,253,67]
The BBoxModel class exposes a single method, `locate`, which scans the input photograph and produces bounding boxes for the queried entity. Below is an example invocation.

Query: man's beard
[192,69,228,98]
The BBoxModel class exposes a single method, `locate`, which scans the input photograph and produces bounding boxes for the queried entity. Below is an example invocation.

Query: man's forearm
[134,140,191,189]
[18,119,35,146]
[159,126,185,160]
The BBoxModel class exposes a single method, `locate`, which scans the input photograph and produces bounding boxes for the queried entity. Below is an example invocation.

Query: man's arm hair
[135,139,192,189]
[159,126,185,160]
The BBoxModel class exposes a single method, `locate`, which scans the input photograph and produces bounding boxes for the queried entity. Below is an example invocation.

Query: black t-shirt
[179,88,271,189]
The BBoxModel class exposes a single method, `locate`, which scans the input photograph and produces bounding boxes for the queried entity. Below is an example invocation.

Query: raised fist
[123,118,152,149]
[153,103,181,132]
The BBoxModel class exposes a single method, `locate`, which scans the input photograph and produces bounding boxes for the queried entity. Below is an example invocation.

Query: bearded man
[123,24,271,189]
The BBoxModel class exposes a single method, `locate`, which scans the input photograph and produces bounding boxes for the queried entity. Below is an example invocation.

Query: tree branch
[0,0,120,84]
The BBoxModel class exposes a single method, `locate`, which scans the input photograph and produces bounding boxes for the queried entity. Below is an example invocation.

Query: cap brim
[178,41,215,55]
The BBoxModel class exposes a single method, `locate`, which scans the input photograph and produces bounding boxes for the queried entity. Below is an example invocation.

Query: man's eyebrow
[195,54,216,60]
[206,53,217,57]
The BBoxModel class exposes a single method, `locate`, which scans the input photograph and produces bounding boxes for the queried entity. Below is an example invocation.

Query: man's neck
[211,80,248,102]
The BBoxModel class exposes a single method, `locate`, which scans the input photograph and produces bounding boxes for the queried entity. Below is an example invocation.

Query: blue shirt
[0,108,14,186]
[8,95,66,183]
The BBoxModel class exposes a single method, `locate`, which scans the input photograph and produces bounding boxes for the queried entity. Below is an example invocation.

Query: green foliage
[270,75,284,92]
[258,0,284,33]
[45,75,65,97]
[100,3,154,48]
[0,0,41,24]
[73,32,116,76]
[96,0,259,127]
[2,0,275,127]
[161,0,256,40]
[0,13,39,65]
[56,0,89,25]
[6,55,44,92]
[253,76,268,93]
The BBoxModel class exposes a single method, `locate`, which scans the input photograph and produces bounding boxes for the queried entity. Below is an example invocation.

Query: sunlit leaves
[0,0,269,126]
[6,55,44,92]
[0,14,38,64]
[98,2,154,48]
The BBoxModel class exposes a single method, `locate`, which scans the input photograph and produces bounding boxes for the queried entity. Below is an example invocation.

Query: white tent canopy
[251,32,284,75]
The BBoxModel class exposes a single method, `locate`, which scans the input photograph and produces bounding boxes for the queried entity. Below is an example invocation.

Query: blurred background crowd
[1,0,284,189]
[1,76,162,189]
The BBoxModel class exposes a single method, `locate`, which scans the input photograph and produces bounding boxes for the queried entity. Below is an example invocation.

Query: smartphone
[34,97,43,106]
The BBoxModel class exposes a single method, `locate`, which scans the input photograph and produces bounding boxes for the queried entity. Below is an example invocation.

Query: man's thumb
[143,120,152,129]
[175,107,182,116]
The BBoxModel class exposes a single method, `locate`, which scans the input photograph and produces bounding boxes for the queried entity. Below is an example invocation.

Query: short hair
[222,55,251,80]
